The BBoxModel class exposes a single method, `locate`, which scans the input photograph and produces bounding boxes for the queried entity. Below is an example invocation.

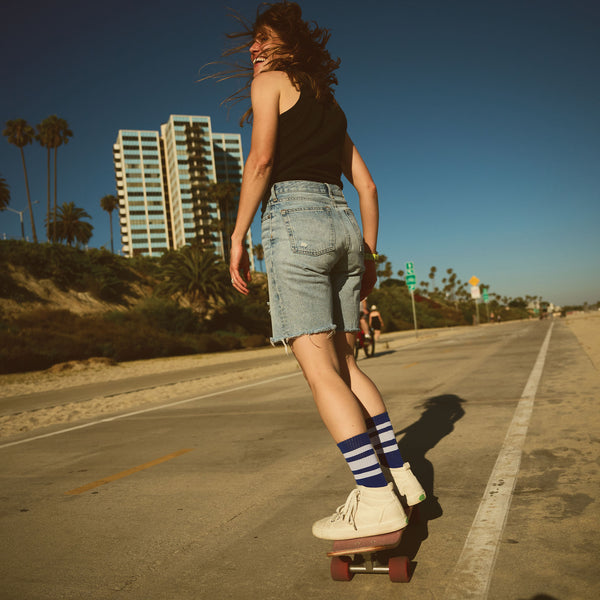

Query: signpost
[406,262,418,338]
[469,276,480,325]
[482,287,490,321]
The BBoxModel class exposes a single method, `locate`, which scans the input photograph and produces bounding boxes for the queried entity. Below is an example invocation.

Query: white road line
[0,371,301,450]
[443,322,554,599]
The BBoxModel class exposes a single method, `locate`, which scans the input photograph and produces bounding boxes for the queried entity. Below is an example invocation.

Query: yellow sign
[469,275,480,286]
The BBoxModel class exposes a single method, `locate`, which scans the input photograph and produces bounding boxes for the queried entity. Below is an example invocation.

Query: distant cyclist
[360,299,372,340]
[369,305,384,342]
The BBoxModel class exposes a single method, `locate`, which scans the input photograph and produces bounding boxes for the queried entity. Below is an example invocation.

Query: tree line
[372,254,549,318]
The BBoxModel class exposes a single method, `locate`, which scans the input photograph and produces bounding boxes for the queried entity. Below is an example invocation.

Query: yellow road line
[402,362,419,368]
[65,448,194,496]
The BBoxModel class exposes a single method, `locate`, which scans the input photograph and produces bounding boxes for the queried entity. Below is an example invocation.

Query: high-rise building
[113,115,251,264]
[113,129,171,256]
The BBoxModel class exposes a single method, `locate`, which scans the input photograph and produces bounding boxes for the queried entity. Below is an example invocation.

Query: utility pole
[5,206,25,240]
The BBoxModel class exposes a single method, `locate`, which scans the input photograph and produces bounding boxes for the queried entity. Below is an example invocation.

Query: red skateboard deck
[326,505,414,582]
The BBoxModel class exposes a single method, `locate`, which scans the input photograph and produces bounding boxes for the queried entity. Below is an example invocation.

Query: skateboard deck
[326,505,414,582]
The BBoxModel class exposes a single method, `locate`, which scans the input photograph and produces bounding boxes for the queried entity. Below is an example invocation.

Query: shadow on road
[393,394,467,562]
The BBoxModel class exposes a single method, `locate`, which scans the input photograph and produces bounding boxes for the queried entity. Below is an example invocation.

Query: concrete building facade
[113,115,250,264]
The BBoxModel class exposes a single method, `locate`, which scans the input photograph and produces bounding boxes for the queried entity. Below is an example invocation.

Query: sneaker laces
[329,488,361,530]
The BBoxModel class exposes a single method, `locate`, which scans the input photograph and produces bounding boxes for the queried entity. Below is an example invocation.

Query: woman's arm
[342,133,379,299]
[230,72,281,295]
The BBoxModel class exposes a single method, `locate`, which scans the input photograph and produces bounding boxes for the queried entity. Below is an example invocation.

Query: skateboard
[326,505,415,582]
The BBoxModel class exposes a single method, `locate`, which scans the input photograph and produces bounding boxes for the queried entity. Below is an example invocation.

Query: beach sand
[1,313,598,440]
[0,344,299,439]
[563,311,600,371]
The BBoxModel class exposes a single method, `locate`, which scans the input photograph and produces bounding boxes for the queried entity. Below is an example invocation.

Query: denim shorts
[261,180,364,344]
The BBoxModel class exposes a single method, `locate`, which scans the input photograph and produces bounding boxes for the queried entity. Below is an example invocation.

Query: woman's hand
[230,242,251,295]
[360,260,377,300]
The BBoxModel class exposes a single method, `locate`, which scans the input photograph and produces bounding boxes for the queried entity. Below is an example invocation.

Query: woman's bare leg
[334,331,387,417]
[289,332,366,443]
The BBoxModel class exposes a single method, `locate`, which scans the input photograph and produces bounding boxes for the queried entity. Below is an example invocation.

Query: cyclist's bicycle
[354,327,375,358]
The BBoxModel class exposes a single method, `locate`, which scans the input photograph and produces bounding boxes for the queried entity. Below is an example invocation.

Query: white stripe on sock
[342,444,374,460]
[355,466,385,482]
[377,429,396,444]
[347,454,380,472]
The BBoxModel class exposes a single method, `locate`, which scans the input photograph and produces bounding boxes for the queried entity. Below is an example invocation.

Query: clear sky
[2,0,599,306]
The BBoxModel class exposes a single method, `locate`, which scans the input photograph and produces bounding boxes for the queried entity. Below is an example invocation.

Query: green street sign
[483,287,489,303]
[405,261,416,291]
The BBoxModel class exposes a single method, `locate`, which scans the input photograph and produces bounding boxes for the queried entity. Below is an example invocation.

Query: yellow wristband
[364,253,379,261]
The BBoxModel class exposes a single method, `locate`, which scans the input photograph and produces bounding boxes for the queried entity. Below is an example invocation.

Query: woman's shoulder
[251,70,294,92]
[252,71,300,113]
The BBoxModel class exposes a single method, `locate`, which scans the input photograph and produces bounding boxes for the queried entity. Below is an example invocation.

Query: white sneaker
[312,483,408,540]
[390,462,426,505]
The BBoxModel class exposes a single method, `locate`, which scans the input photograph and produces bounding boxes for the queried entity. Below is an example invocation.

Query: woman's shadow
[385,394,466,562]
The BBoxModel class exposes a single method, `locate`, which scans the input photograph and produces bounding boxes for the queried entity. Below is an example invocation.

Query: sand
[563,311,600,371]
[1,313,598,440]
[0,345,299,439]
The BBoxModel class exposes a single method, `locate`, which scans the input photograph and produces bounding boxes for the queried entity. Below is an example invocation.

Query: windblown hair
[204,2,341,125]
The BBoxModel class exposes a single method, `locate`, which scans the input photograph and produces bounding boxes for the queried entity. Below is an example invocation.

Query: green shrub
[0,271,41,302]
[0,307,267,374]
[0,241,140,303]
[210,331,243,352]
[133,298,204,335]
[241,334,269,348]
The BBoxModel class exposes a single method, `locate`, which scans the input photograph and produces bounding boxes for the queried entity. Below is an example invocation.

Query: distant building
[113,115,251,264]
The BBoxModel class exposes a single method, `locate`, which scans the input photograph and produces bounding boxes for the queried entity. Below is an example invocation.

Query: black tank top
[270,90,347,188]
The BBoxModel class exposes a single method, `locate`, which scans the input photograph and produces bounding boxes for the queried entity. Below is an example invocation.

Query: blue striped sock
[366,412,404,468]
[337,432,388,488]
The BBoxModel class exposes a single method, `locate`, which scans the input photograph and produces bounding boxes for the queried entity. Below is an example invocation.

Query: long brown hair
[205,2,341,124]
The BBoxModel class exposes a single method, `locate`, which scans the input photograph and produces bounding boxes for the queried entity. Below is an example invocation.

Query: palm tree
[3,119,38,242]
[0,174,9,211]
[428,266,437,292]
[374,253,392,279]
[204,182,239,261]
[100,194,119,253]
[253,243,264,272]
[52,201,93,246]
[47,117,73,242]
[159,244,232,312]
[379,260,393,280]
[36,115,72,241]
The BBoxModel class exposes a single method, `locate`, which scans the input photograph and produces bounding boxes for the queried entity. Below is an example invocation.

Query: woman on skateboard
[227,1,425,540]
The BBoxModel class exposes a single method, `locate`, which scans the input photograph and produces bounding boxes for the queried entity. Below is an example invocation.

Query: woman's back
[271,86,347,188]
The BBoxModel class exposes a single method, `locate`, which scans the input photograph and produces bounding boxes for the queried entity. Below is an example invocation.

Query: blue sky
[1,0,599,306]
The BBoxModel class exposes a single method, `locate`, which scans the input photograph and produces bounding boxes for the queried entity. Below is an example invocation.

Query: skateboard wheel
[388,555,410,582]
[330,556,353,581]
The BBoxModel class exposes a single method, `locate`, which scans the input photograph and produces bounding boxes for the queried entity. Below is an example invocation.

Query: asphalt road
[0,319,598,600]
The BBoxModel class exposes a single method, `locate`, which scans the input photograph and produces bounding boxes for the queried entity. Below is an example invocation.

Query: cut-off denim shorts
[261,180,364,345]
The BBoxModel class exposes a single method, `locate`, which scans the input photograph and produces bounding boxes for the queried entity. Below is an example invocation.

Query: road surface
[0,319,598,599]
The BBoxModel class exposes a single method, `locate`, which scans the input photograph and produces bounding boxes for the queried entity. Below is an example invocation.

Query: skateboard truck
[330,552,410,582]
